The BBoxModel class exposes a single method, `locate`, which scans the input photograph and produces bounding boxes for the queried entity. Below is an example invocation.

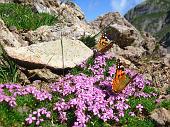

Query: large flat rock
[5,38,93,69]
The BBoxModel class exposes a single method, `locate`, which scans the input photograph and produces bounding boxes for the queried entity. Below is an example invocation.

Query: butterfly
[112,59,137,93]
[95,33,113,53]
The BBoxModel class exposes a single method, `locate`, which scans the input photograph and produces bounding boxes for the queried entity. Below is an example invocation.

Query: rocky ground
[0,0,170,126]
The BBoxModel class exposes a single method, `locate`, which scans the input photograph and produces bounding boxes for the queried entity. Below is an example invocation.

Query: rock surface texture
[150,108,170,126]
[4,38,93,69]
[0,19,21,47]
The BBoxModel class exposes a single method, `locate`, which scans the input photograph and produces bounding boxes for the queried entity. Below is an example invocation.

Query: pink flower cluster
[0,84,52,107]
[25,107,51,125]
[50,53,157,126]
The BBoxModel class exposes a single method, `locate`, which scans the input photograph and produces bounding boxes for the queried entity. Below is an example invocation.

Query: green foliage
[104,58,116,76]
[66,109,76,126]
[16,95,36,108]
[159,100,170,110]
[70,66,82,75]
[87,117,111,127]
[0,3,57,30]
[153,42,160,52]
[143,86,156,94]
[86,56,95,66]
[166,86,170,94]
[106,58,116,67]
[0,44,19,83]
[70,56,94,76]
[80,35,96,48]
[120,111,156,127]
[3,88,12,96]
[0,103,26,127]
[71,66,93,76]
[128,96,156,113]
[120,91,157,127]
[64,94,76,102]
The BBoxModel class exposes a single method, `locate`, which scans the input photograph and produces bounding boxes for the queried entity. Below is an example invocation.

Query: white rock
[0,19,21,47]
[164,54,170,67]
[5,38,93,69]
[150,108,170,125]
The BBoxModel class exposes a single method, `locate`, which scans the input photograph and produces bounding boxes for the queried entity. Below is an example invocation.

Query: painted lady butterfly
[112,59,137,93]
[95,33,113,53]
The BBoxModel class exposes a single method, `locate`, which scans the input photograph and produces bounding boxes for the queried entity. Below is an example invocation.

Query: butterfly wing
[112,59,137,93]
[112,69,127,93]
[112,73,138,93]
[99,42,113,53]
[96,33,113,53]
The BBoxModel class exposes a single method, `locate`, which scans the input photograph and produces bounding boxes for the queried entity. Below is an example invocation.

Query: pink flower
[109,66,116,76]
[119,111,124,117]
[129,112,135,116]
[136,104,144,112]
[25,114,36,124]
[46,111,51,118]
[155,98,161,103]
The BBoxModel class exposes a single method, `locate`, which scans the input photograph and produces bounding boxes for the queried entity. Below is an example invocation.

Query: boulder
[90,12,144,48]
[142,32,157,54]
[122,46,146,61]
[136,59,170,91]
[4,38,93,69]
[0,19,21,47]
[90,12,134,30]
[150,108,170,126]
[110,44,146,63]
[34,0,85,23]
[105,24,144,48]
[164,54,170,67]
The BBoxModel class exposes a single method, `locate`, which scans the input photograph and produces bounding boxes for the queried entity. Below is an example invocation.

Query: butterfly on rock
[112,59,137,93]
[95,33,114,53]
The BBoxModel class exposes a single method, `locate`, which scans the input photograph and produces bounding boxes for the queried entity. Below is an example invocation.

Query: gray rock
[4,38,93,69]
[164,54,170,67]
[110,44,146,62]
[142,32,157,54]
[150,108,170,125]
[106,24,144,48]
[90,12,135,30]
[0,19,21,47]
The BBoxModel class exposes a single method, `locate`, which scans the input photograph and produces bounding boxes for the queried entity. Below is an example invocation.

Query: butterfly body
[112,59,137,93]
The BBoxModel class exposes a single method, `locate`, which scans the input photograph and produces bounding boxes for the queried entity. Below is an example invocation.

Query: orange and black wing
[112,59,137,93]
[96,33,113,53]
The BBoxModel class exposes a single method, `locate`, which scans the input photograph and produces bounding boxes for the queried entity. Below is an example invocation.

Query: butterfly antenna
[116,59,120,69]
